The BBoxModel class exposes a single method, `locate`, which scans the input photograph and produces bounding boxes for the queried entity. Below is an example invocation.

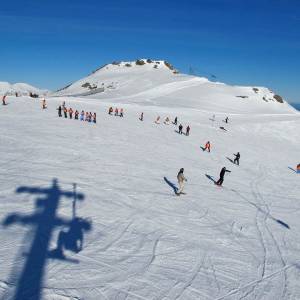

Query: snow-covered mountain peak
[0,81,49,96]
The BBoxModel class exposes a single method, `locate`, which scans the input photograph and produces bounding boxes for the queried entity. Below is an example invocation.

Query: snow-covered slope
[0,81,48,96]
[53,59,296,114]
[0,95,299,300]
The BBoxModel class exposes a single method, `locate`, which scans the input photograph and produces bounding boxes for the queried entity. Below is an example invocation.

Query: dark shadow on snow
[288,167,297,173]
[226,157,235,164]
[200,146,206,151]
[2,179,92,300]
[205,174,217,184]
[163,177,178,193]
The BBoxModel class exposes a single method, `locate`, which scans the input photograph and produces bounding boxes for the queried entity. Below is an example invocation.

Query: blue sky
[0,0,299,103]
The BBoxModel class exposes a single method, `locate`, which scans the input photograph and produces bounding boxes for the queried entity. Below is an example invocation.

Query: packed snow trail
[0,96,299,300]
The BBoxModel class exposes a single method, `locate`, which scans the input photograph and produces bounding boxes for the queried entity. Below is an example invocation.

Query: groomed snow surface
[0,91,299,300]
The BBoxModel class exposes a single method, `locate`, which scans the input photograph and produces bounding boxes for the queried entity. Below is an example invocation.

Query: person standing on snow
[115,108,119,116]
[233,152,240,165]
[225,116,229,123]
[296,164,300,174]
[108,107,113,115]
[74,110,79,120]
[120,108,124,117]
[57,106,62,117]
[139,112,144,121]
[93,113,97,123]
[173,117,178,125]
[80,110,84,121]
[2,95,7,105]
[178,124,183,134]
[203,141,211,152]
[63,107,68,118]
[69,108,73,119]
[186,125,190,136]
[176,168,187,195]
[42,99,47,109]
[216,167,231,186]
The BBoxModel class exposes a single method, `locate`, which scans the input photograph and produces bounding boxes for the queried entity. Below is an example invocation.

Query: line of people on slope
[153,115,191,136]
[108,107,124,117]
[57,104,97,123]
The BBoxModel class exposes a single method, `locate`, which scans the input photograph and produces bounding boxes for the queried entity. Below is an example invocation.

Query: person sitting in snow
[164,117,170,125]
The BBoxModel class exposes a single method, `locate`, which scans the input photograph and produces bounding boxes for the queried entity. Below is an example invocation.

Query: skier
[178,124,183,134]
[176,168,187,195]
[186,125,190,136]
[108,107,113,115]
[42,99,47,109]
[216,167,231,186]
[120,108,124,117]
[93,112,97,123]
[203,141,211,152]
[164,117,170,125]
[57,106,62,117]
[69,108,73,119]
[2,95,7,105]
[139,112,144,121]
[80,110,84,121]
[173,116,178,125]
[89,112,92,122]
[115,108,119,116]
[225,116,229,123]
[63,107,68,118]
[85,111,89,121]
[297,163,300,174]
[74,110,79,120]
[155,116,160,124]
[233,152,240,165]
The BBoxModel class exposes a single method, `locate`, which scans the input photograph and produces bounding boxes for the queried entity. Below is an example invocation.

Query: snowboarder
[80,110,84,121]
[173,117,178,125]
[176,168,187,195]
[63,107,68,118]
[2,95,7,105]
[216,167,231,186]
[93,112,96,123]
[42,99,47,109]
[108,107,113,115]
[139,112,144,121]
[115,108,119,116]
[297,164,300,174]
[69,108,73,119]
[186,125,190,136]
[74,110,79,120]
[57,106,62,117]
[120,108,124,117]
[233,152,240,165]
[155,116,160,124]
[203,141,211,152]
[178,124,183,134]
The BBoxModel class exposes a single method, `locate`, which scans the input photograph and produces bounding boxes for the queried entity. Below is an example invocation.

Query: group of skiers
[57,104,96,123]
[108,107,124,117]
[178,123,191,136]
